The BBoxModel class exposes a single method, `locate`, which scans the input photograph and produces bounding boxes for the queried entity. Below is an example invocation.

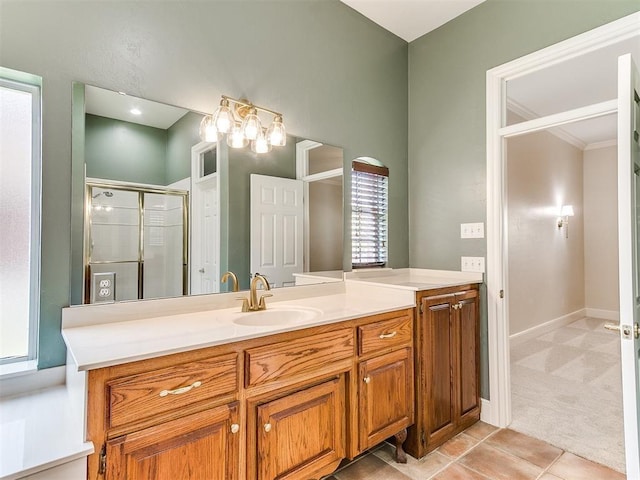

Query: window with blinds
[351,160,388,268]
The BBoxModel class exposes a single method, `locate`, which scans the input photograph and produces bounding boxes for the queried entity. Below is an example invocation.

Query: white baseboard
[509,308,586,346]
[585,308,619,321]
[480,397,493,425]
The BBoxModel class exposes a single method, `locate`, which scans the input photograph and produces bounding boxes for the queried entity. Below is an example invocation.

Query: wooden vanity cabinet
[85,307,415,480]
[405,285,480,458]
[252,377,346,480]
[86,350,241,480]
[358,348,413,453]
[105,402,239,480]
[244,328,353,480]
[356,312,414,459]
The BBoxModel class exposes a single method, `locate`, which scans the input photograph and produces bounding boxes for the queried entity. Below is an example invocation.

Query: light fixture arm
[221,95,282,118]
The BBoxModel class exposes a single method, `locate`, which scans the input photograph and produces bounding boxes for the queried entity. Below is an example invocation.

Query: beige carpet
[509,317,625,473]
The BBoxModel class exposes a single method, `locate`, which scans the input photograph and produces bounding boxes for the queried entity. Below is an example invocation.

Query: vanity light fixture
[227,122,249,148]
[557,205,574,238]
[199,95,286,153]
[251,128,272,154]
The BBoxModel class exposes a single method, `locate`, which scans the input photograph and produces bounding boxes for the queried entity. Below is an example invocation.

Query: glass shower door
[143,192,186,299]
[86,185,188,303]
[88,187,140,301]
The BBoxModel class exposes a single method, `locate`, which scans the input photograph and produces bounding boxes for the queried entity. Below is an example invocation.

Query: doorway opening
[505,115,623,470]
[485,11,640,477]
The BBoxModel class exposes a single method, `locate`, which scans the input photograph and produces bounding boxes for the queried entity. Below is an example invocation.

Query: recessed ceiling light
[130,108,142,115]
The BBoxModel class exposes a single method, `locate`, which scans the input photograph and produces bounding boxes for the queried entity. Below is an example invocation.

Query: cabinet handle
[264,423,272,433]
[452,304,460,310]
[230,423,240,434]
[379,331,397,339]
[159,381,202,397]
[363,376,371,384]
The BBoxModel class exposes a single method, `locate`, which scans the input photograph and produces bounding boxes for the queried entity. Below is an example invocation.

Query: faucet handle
[258,293,273,310]
[236,297,250,312]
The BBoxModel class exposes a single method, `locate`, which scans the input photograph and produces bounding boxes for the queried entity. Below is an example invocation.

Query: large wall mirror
[70,84,344,304]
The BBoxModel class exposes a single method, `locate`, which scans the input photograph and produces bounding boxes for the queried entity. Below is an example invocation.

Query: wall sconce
[557,205,574,238]
[199,95,286,153]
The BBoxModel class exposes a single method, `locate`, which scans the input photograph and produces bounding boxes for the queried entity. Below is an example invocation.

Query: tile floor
[323,422,625,480]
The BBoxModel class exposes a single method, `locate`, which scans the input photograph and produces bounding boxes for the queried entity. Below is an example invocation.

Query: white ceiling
[507,36,640,148]
[340,0,486,42]
[85,85,189,130]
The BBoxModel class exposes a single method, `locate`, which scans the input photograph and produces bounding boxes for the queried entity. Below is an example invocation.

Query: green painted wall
[0,0,408,368]
[85,114,168,185]
[408,0,640,398]
[227,138,297,291]
[166,111,203,185]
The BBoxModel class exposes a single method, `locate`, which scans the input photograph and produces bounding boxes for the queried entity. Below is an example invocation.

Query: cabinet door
[106,402,239,480]
[359,347,413,450]
[455,290,480,425]
[422,294,457,446]
[256,377,345,480]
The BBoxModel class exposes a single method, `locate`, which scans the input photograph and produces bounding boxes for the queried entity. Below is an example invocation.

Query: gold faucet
[240,274,272,312]
[221,271,239,292]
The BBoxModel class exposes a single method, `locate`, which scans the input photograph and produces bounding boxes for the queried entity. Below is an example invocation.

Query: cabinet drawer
[245,329,354,387]
[358,314,412,355]
[107,353,238,429]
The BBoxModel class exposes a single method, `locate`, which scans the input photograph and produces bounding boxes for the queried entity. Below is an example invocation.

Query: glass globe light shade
[266,115,286,146]
[198,115,218,142]
[227,123,249,149]
[251,129,271,154]
[212,97,235,133]
[241,107,262,141]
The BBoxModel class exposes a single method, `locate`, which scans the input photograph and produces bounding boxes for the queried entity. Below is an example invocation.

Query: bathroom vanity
[61,269,482,480]
[345,269,483,457]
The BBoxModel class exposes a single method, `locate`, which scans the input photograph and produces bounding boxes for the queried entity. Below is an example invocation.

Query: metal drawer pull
[231,423,240,434]
[379,331,397,339]
[159,381,202,397]
[264,423,272,432]
[363,376,371,384]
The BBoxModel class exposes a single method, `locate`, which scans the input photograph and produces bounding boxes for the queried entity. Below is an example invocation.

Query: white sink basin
[232,306,322,327]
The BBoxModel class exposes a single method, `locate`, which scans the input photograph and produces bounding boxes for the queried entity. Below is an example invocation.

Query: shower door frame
[83,180,189,304]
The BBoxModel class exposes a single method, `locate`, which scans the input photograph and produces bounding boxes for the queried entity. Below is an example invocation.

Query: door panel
[423,297,455,440]
[618,52,640,479]
[250,174,303,288]
[256,378,345,480]
[456,291,480,421]
[359,348,413,450]
[107,403,239,480]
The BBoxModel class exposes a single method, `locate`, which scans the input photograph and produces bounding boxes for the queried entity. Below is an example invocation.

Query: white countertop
[293,270,344,280]
[62,270,482,372]
[344,268,483,291]
[63,283,415,371]
[0,385,93,480]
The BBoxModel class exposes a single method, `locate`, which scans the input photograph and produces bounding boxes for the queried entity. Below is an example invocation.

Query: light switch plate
[461,222,485,239]
[91,272,116,303]
[461,256,485,273]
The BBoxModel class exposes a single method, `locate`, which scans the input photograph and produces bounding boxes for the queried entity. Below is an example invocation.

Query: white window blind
[351,161,388,268]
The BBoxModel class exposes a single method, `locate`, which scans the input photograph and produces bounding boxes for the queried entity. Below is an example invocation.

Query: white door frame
[485,12,640,428]
[296,140,343,272]
[190,141,219,294]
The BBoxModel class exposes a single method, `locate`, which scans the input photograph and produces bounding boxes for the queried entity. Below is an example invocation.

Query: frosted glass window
[0,76,41,364]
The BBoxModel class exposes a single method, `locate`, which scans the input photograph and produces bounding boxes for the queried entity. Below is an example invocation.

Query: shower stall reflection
[85,183,188,303]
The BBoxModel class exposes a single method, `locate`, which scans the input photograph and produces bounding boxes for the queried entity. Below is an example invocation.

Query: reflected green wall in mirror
[71,84,344,303]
